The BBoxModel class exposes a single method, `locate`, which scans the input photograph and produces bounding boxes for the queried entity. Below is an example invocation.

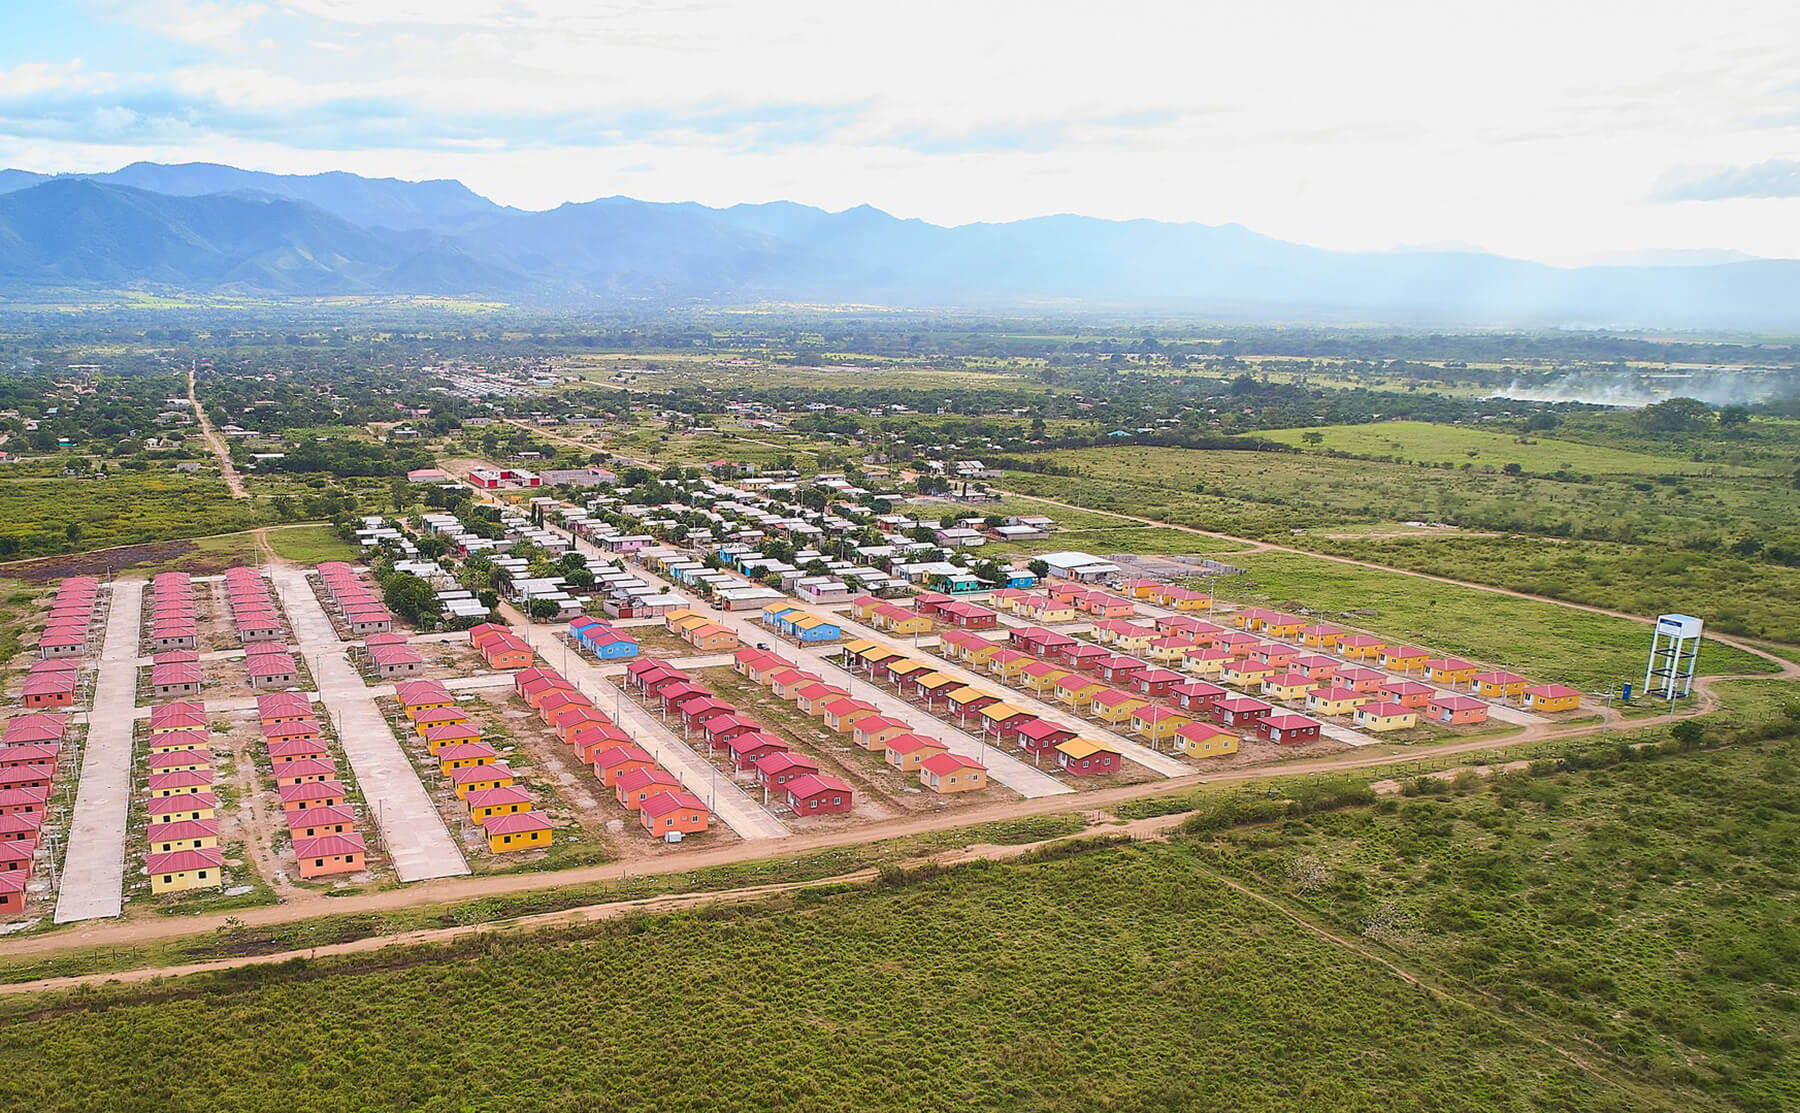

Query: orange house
[639,790,711,836]
[482,633,535,670]
[291,833,366,878]
[884,734,950,772]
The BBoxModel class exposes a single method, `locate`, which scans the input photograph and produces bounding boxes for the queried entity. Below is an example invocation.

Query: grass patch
[262,524,358,565]
[1256,420,1768,476]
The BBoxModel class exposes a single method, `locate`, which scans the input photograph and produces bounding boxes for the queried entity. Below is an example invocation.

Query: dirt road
[189,363,248,499]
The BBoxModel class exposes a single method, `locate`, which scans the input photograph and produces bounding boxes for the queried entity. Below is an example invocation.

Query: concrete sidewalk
[54,579,145,923]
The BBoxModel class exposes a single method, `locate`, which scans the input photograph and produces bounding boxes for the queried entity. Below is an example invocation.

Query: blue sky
[4,1,1799,263]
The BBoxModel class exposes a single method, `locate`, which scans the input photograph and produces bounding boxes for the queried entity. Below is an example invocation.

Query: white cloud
[6,0,1800,261]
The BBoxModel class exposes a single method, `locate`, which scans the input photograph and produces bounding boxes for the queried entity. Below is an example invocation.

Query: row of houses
[0,578,96,911]
[642,651,988,802]
[496,668,709,839]
[224,568,302,689]
[632,653,860,817]
[394,678,555,852]
[255,694,368,875]
[566,618,640,661]
[989,582,1141,623]
[145,570,197,653]
[757,604,843,645]
[142,698,222,894]
[661,610,741,654]
[828,641,1129,774]
[315,562,395,636]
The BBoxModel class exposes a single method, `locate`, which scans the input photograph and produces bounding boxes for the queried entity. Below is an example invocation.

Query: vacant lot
[1188,734,1800,1113]
[0,844,1667,1113]
[1256,420,1767,476]
[263,524,358,565]
[1209,551,1776,688]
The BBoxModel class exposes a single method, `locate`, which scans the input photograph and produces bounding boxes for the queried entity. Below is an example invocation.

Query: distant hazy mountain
[1,161,1798,328]
[0,180,526,295]
[0,162,512,232]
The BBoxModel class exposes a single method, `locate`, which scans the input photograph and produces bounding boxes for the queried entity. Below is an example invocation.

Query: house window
[163,875,173,883]
[198,871,208,879]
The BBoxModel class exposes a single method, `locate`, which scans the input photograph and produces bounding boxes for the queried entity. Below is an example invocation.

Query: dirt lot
[692,667,1020,828]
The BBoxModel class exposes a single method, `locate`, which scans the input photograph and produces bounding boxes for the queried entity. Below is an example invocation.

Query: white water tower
[1644,613,1703,699]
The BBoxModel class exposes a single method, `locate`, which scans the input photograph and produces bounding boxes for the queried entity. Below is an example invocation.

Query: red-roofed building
[639,791,710,836]
[1257,712,1322,745]
[614,767,683,811]
[754,751,819,793]
[785,773,853,816]
[292,833,367,877]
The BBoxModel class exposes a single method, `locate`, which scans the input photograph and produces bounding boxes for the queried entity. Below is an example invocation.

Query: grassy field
[0,844,1669,1113]
[1315,535,1800,645]
[1208,551,1778,688]
[263,524,359,564]
[1256,421,1767,476]
[1187,734,1800,1113]
[0,473,266,559]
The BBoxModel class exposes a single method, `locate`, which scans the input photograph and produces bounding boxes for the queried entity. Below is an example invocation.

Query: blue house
[582,627,640,660]
[1005,571,1039,589]
[780,612,843,643]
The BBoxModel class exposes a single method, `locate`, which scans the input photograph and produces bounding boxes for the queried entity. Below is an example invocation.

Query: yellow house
[483,810,553,853]
[1172,722,1239,758]
[960,640,1002,669]
[664,609,703,632]
[1113,630,1155,654]
[1471,671,1528,699]
[1170,593,1211,612]
[1426,658,1479,687]
[1023,664,1072,694]
[1186,649,1231,676]
[1300,624,1345,648]
[882,611,933,637]
[146,796,217,824]
[1521,684,1582,712]
[453,762,517,798]
[1130,704,1190,745]
[1353,701,1418,732]
[1260,674,1315,703]
[1305,686,1367,717]
[988,651,1034,684]
[1380,647,1428,673]
[1263,616,1305,638]
[1337,636,1385,660]
[1148,640,1191,665]
[147,848,223,894]
[1026,599,1078,624]
[1221,660,1274,688]
[851,597,885,622]
[1091,689,1150,726]
[1054,676,1107,710]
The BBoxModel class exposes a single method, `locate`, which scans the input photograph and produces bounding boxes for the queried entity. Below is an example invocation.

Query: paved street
[271,565,469,882]
[54,579,144,923]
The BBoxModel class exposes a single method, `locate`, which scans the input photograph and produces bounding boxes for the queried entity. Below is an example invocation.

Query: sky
[3,0,1799,265]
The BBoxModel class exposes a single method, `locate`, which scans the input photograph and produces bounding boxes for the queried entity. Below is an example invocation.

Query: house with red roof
[786,773,854,816]
[287,805,358,839]
[483,811,553,853]
[147,847,223,893]
[21,673,75,710]
[919,753,988,793]
[293,833,367,877]
[1427,694,1490,725]
[594,745,657,787]
[702,713,764,750]
[640,791,711,836]
[754,750,821,794]
[1172,721,1239,758]
[884,734,950,772]
[1212,695,1274,728]
[1257,713,1322,745]
[278,780,347,812]
[1521,684,1582,713]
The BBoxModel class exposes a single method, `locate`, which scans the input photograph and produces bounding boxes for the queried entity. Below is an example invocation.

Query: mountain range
[2,161,1797,329]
